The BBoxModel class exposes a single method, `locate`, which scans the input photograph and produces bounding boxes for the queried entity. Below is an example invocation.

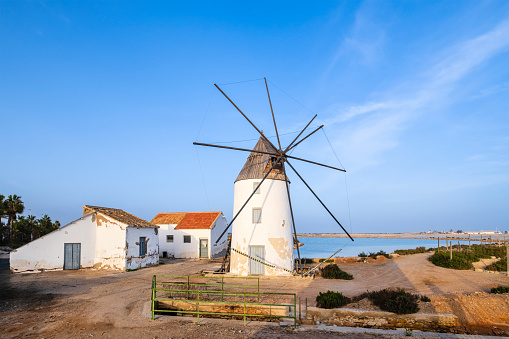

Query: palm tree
[0,195,6,244]
[5,195,24,244]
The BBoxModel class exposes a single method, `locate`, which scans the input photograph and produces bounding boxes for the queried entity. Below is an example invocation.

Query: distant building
[10,205,159,273]
[152,211,228,259]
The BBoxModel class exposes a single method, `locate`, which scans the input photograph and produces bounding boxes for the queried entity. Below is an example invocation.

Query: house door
[249,245,265,275]
[199,239,208,258]
[64,243,81,270]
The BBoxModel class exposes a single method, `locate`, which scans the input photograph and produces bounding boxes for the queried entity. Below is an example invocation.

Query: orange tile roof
[175,212,222,230]
[151,213,187,225]
[151,211,222,230]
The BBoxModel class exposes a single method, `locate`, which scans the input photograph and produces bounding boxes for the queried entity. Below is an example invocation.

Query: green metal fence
[151,275,296,326]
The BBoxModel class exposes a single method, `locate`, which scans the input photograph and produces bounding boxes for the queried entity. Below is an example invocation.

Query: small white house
[10,205,159,273]
[152,211,228,259]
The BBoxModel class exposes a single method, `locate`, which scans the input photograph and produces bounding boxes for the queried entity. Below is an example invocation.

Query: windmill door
[199,239,208,258]
[64,243,81,270]
[249,245,265,275]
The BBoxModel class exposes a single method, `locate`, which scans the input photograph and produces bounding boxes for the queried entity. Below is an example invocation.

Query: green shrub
[357,288,419,314]
[320,264,354,280]
[420,295,431,302]
[485,258,507,272]
[368,250,390,259]
[319,258,334,263]
[358,252,367,257]
[428,247,493,270]
[491,286,509,294]
[394,246,429,255]
[316,290,349,309]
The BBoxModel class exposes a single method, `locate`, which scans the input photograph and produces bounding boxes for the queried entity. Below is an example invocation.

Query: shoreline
[296,232,508,240]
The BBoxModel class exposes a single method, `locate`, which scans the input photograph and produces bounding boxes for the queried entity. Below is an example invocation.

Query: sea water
[295,237,443,258]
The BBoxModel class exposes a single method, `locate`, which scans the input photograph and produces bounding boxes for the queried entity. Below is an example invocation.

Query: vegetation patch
[485,257,507,272]
[420,295,431,302]
[316,290,350,309]
[358,250,390,259]
[491,286,509,294]
[429,244,505,270]
[297,258,314,264]
[354,288,420,314]
[320,264,353,280]
[318,258,334,263]
[394,246,431,255]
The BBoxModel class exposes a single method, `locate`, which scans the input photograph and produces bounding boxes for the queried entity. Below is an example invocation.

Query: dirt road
[1,254,508,338]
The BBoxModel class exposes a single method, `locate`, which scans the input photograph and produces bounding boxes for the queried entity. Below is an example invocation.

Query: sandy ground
[1,253,508,338]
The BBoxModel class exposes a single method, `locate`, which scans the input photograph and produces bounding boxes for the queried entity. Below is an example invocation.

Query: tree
[0,195,6,244]
[4,195,24,244]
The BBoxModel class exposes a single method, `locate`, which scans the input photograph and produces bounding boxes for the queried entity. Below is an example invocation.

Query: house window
[166,235,174,243]
[253,182,261,194]
[252,208,262,224]
[183,235,191,243]
[139,237,146,256]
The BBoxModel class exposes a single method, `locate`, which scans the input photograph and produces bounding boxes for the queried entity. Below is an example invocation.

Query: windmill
[194,78,354,276]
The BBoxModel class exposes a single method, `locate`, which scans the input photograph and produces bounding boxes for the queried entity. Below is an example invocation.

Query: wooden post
[481,234,483,246]
[458,240,460,252]
[450,241,453,260]
[299,297,302,322]
[506,243,509,277]
[437,237,440,252]
[469,234,471,249]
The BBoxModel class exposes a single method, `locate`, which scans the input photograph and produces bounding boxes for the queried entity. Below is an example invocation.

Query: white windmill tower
[194,78,354,276]
[230,136,294,276]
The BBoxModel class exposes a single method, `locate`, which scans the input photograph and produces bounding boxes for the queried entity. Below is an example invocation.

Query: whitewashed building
[152,211,228,259]
[230,137,294,276]
[10,205,159,273]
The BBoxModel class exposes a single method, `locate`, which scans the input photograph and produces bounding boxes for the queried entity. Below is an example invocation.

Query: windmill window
[253,182,261,194]
[183,235,191,243]
[166,235,174,243]
[252,208,262,224]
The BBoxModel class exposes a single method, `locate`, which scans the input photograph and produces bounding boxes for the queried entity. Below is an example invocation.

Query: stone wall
[306,307,458,332]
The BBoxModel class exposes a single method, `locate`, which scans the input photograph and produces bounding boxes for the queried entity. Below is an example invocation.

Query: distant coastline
[296,232,508,240]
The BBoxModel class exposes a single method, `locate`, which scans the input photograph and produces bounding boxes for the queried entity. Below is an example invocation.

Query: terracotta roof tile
[176,212,222,230]
[83,205,156,228]
[151,212,222,230]
[151,213,187,225]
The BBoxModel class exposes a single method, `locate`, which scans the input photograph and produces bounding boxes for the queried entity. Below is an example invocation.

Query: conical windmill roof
[235,136,289,183]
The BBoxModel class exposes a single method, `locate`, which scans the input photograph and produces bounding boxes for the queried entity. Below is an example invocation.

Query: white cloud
[323,17,509,171]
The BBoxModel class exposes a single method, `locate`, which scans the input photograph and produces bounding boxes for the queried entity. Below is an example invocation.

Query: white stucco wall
[125,226,159,270]
[230,178,294,276]
[93,213,128,270]
[10,214,97,273]
[158,225,210,258]
[210,213,229,258]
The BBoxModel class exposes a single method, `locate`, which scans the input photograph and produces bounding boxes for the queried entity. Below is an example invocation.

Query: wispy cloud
[323,17,509,171]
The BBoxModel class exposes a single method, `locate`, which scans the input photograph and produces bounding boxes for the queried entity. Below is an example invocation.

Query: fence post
[187,276,190,300]
[294,294,297,327]
[469,234,471,249]
[437,237,440,252]
[299,296,301,323]
[257,278,260,303]
[506,243,509,277]
[221,277,224,302]
[244,292,246,326]
[450,241,453,260]
[197,290,200,324]
[151,275,155,320]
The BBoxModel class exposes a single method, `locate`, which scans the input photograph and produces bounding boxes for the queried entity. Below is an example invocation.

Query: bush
[319,258,334,263]
[358,252,367,257]
[429,244,504,270]
[420,295,431,302]
[394,246,429,255]
[316,290,349,309]
[485,258,507,272]
[368,250,390,259]
[357,288,419,314]
[491,286,509,294]
[320,264,354,280]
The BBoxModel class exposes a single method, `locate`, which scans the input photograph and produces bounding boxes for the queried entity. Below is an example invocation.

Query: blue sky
[1,1,508,233]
